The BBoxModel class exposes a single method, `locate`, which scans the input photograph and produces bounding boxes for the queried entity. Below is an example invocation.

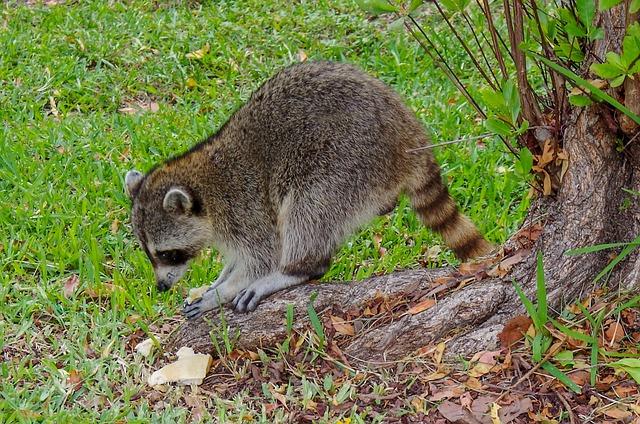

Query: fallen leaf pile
[129,285,640,422]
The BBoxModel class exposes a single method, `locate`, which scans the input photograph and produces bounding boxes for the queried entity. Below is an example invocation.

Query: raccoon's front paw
[182,290,221,319]
[231,287,265,313]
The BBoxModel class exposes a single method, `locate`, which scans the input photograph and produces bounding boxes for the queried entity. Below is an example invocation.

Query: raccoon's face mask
[125,170,210,292]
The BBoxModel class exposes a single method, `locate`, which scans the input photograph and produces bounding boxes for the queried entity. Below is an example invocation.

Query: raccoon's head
[125,169,212,292]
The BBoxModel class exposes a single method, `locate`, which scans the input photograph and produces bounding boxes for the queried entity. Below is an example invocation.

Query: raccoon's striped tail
[409,178,492,260]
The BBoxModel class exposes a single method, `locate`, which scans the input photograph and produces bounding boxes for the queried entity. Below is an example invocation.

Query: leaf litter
[131,255,640,422]
[28,223,640,422]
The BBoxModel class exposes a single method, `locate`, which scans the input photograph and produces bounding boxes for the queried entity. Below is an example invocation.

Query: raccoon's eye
[157,249,189,265]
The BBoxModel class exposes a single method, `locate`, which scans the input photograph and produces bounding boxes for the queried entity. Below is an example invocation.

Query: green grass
[0,0,528,421]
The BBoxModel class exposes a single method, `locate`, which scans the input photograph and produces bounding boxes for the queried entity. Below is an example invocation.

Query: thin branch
[432,2,499,90]
[459,10,501,85]
[405,13,521,157]
[530,0,567,135]
[478,0,510,79]
[405,16,486,117]
[406,133,492,153]
[510,0,544,127]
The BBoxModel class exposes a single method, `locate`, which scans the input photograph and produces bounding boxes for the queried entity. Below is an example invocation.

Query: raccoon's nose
[156,280,171,292]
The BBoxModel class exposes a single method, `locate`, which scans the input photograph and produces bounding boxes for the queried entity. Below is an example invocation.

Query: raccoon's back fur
[126,61,492,317]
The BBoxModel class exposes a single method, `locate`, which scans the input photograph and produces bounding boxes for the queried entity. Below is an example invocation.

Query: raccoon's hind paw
[231,288,262,313]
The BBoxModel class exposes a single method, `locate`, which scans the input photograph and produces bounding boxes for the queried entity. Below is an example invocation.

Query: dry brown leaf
[126,314,141,324]
[471,396,494,420]
[469,350,500,377]
[433,341,446,365]
[499,398,533,423]
[84,282,122,299]
[410,396,426,413]
[297,49,308,62]
[425,245,442,261]
[604,321,625,344]
[459,391,473,411]
[498,315,533,348]
[63,274,80,298]
[186,43,210,59]
[330,315,355,336]
[407,298,436,315]
[465,377,483,390]
[489,249,531,278]
[269,385,288,406]
[110,219,120,235]
[423,370,449,382]
[67,369,82,385]
[490,402,501,424]
[569,79,607,95]
[567,370,589,387]
[118,106,137,115]
[602,407,632,419]
[49,96,59,117]
[538,139,556,168]
[135,338,154,357]
[459,260,488,275]
[437,400,467,421]
[543,170,552,196]
[432,276,455,286]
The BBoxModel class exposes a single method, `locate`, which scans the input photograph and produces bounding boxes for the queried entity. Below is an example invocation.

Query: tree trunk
[167,8,640,362]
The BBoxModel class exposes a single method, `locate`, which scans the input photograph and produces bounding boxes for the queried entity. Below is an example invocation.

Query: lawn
[0,0,528,421]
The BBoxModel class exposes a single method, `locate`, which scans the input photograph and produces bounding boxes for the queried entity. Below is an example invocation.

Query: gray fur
[126,61,490,318]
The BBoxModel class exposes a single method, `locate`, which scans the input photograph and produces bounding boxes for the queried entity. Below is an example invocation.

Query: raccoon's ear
[125,170,144,198]
[163,187,193,215]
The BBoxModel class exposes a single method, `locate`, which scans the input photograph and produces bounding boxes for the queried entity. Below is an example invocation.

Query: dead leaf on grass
[118,100,160,115]
[499,315,533,348]
[84,282,123,299]
[110,219,120,234]
[186,77,197,89]
[186,43,210,59]
[63,274,80,298]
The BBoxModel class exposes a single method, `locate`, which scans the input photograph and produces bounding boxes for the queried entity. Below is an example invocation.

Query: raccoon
[125,61,491,319]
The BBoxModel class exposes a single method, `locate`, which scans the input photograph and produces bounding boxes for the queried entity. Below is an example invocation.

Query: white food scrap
[185,285,209,305]
[148,347,212,386]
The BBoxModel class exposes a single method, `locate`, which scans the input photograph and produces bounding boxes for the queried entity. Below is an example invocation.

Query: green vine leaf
[599,0,623,10]
[590,62,623,79]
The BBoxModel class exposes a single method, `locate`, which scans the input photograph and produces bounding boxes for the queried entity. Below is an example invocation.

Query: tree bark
[167,7,640,362]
